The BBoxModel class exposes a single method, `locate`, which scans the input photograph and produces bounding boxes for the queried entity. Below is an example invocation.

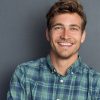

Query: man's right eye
[53,26,63,30]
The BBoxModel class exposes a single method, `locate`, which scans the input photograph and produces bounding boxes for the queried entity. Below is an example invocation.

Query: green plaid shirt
[7,55,100,100]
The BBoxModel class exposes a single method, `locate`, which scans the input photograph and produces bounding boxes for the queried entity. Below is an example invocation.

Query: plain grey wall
[0,0,100,99]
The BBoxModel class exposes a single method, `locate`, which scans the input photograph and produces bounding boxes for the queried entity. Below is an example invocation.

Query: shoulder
[81,62,100,79]
[18,57,46,70]
[81,62,100,91]
[12,57,47,82]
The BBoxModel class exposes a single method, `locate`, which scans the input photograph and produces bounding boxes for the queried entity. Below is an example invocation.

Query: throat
[50,52,78,76]
[53,60,70,76]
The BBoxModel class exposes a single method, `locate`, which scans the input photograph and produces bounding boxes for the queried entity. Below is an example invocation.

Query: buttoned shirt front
[7,55,100,100]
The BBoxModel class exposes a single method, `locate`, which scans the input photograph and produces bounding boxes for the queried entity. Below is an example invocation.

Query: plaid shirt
[7,55,100,100]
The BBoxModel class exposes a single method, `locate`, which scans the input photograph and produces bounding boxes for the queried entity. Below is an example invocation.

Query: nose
[60,28,70,39]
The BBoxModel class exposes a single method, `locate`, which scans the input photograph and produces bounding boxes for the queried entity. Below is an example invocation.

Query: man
[7,0,100,100]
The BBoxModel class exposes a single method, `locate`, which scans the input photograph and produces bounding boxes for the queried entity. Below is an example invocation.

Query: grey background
[0,0,100,99]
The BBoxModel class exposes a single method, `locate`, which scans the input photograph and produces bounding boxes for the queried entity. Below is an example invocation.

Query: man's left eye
[71,28,79,31]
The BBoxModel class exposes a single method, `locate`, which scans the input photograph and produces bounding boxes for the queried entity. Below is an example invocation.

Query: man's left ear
[46,29,50,41]
[81,31,86,43]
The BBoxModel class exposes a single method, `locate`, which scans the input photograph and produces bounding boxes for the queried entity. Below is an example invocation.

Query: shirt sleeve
[96,77,100,99]
[7,65,26,100]
[91,73,100,100]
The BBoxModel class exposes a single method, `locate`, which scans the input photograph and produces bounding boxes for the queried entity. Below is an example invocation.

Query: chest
[25,73,95,100]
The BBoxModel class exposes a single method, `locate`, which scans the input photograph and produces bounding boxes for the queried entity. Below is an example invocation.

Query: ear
[46,29,50,41]
[81,31,86,43]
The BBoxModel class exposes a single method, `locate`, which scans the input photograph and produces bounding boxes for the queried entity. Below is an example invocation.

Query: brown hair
[46,0,87,32]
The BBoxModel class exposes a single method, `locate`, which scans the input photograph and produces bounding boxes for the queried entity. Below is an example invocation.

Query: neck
[50,52,78,76]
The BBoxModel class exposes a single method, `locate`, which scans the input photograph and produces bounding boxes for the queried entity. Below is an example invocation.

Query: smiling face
[46,13,86,59]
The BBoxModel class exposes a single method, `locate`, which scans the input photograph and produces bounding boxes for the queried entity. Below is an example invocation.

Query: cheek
[50,33,59,41]
[74,35,83,42]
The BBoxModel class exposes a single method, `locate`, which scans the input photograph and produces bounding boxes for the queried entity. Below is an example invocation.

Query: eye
[70,27,79,31]
[53,26,62,30]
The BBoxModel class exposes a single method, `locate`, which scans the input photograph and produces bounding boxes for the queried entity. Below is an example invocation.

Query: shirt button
[60,79,64,83]
[71,72,74,75]
[54,69,56,72]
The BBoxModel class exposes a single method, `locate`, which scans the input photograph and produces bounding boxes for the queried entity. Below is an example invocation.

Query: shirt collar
[46,55,54,73]
[67,56,83,75]
[46,55,83,76]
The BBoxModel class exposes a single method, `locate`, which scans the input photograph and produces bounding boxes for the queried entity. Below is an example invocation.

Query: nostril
[60,35,66,41]
[60,31,70,40]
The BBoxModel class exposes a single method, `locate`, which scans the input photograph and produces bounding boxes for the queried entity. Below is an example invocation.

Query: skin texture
[46,13,86,75]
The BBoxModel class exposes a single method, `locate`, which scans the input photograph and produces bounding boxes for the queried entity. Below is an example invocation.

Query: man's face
[46,13,86,59]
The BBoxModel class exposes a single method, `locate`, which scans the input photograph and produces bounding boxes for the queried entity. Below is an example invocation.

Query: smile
[58,42,73,47]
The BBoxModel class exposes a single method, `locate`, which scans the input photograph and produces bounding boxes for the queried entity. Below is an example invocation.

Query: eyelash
[53,26,79,31]
[70,28,79,31]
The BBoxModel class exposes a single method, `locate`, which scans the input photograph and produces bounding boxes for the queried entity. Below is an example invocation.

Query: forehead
[50,13,82,27]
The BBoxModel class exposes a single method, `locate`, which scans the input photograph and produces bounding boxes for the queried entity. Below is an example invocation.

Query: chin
[56,53,72,59]
[56,50,78,59]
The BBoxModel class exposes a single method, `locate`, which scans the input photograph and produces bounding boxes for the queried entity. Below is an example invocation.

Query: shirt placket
[55,73,65,100]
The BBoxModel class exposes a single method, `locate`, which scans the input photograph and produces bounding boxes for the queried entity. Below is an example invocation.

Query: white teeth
[58,42,72,46]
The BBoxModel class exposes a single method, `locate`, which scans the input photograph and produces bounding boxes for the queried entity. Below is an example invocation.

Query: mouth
[57,42,73,47]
